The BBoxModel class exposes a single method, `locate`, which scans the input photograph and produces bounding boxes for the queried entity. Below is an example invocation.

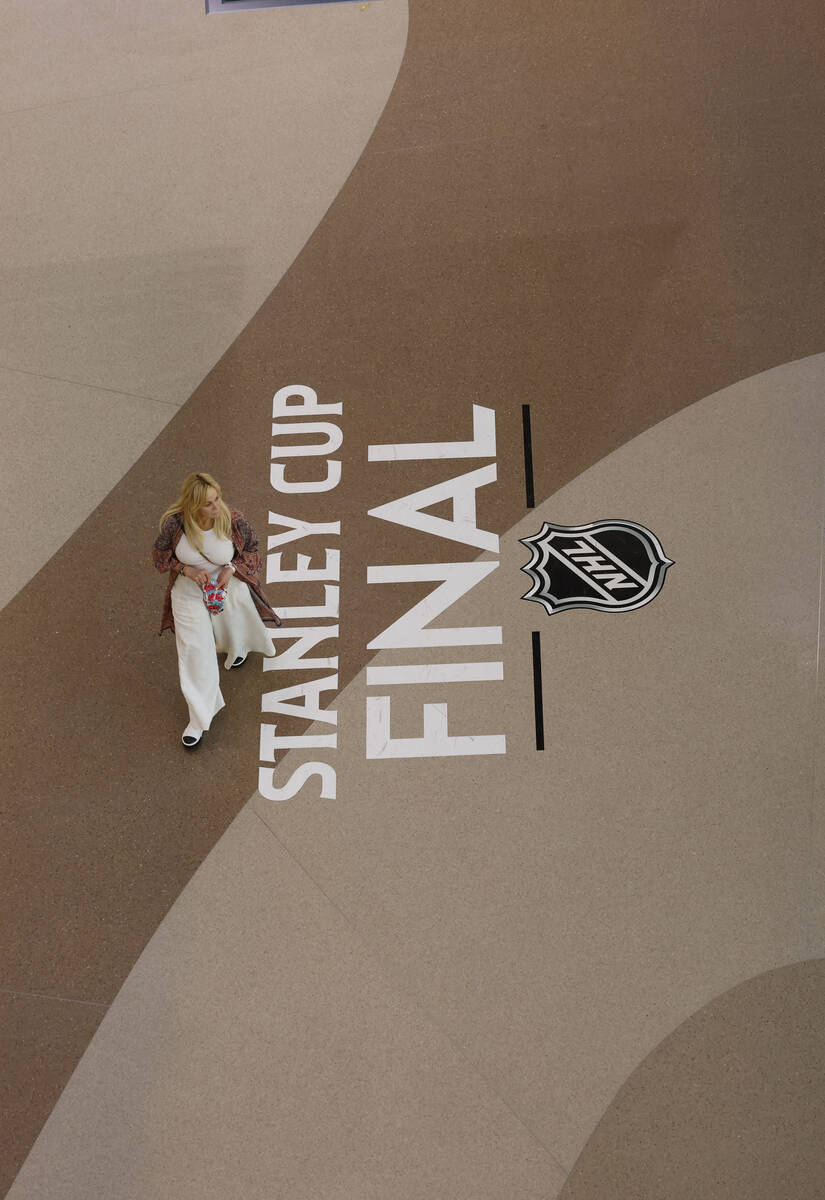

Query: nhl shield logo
[520,519,673,615]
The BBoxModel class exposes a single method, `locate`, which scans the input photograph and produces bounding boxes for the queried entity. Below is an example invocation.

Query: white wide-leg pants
[171,573,277,732]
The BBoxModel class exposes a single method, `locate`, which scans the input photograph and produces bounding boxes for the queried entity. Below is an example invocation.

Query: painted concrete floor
[2,1,825,1196]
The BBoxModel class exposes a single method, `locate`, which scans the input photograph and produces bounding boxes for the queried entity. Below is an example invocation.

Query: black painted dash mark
[531,630,545,751]
[522,404,535,509]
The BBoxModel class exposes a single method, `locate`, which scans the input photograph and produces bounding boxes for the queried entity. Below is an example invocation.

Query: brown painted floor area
[560,962,825,1200]
[0,0,407,610]
[8,358,825,1197]
[0,993,107,1190]
[3,0,825,1193]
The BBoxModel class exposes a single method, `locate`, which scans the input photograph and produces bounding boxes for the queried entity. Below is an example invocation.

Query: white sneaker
[182,725,203,747]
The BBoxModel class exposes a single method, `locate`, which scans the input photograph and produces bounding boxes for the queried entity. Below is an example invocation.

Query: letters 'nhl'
[520,519,673,615]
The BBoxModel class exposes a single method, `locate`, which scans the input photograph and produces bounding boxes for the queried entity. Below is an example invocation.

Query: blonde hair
[158,471,232,550]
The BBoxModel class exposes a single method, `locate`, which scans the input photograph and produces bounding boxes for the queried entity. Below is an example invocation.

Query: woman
[152,472,281,747]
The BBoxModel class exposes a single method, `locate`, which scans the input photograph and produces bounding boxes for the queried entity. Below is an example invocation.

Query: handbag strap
[186,519,236,573]
[195,536,232,571]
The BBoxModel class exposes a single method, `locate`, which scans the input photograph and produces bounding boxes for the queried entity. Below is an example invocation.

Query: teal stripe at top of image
[207,0,368,12]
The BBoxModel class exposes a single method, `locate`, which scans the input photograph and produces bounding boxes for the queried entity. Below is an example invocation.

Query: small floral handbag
[199,550,231,614]
[202,574,227,614]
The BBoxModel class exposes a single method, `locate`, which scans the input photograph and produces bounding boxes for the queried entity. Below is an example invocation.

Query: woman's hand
[182,565,210,588]
[216,566,234,589]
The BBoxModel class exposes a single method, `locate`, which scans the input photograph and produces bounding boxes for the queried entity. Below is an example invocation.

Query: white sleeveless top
[176,525,234,573]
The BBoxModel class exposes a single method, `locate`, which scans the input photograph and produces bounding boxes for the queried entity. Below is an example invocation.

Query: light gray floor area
[10,355,825,1198]
[0,0,408,611]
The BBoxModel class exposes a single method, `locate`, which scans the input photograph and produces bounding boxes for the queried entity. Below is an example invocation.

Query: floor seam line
[365,87,819,159]
[0,987,109,1009]
[0,362,178,407]
[0,55,321,123]
[248,805,570,1179]
[802,454,825,958]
